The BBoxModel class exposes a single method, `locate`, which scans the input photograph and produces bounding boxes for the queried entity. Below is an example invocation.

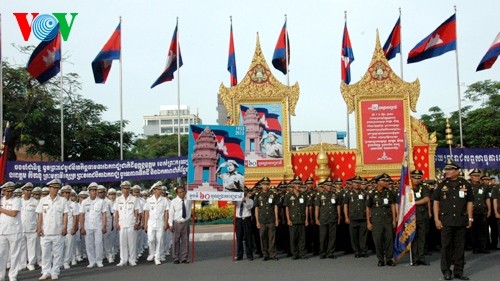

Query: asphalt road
[17,241,499,281]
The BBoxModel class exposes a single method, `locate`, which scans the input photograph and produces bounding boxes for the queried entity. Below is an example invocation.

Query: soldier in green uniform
[276,181,291,256]
[426,179,440,253]
[284,176,308,259]
[493,182,500,247]
[489,176,499,250]
[410,169,430,265]
[432,159,473,281]
[344,175,368,258]
[469,169,491,254]
[366,173,397,266]
[304,177,319,255]
[314,178,340,259]
[254,177,279,261]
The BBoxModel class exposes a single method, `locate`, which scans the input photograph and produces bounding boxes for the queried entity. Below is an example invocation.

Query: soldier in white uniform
[60,185,79,269]
[0,182,23,281]
[97,185,114,264]
[114,181,140,266]
[79,182,107,268]
[144,182,170,265]
[75,191,88,262]
[132,185,146,260]
[161,187,173,260]
[20,182,39,271]
[36,179,69,280]
[31,187,43,266]
[107,188,119,259]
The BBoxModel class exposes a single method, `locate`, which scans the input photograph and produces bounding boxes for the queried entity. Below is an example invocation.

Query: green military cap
[410,169,424,179]
[469,168,481,176]
[334,178,343,184]
[260,177,271,184]
[444,158,460,170]
[352,175,363,183]
[319,177,334,186]
[360,177,368,184]
[290,176,302,185]
[481,172,490,180]
[374,173,391,182]
[304,177,315,184]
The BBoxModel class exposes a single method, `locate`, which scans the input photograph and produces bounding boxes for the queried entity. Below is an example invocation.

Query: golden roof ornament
[315,143,331,183]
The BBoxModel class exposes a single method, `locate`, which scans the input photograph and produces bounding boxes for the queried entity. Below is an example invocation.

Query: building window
[148,120,159,126]
[161,119,172,125]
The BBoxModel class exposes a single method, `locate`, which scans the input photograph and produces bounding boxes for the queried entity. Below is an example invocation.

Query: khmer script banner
[5,157,188,184]
[435,148,500,169]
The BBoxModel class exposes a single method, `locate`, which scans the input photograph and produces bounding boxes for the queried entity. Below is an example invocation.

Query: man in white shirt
[20,182,39,271]
[168,186,192,264]
[131,185,146,260]
[144,182,169,265]
[98,185,115,264]
[79,182,107,268]
[60,185,79,269]
[114,181,140,266]
[235,188,254,261]
[0,182,23,281]
[36,179,69,280]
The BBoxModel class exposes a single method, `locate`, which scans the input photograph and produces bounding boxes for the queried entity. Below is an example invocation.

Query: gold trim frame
[219,33,299,183]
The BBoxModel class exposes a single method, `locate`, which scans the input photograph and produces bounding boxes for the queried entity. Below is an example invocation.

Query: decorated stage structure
[219,31,437,187]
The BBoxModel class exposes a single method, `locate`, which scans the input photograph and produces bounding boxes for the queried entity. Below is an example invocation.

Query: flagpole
[284,14,292,151]
[60,33,64,161]
[345,11,350,149]
[453,6,463,147]
[398,8,404,79]
[176,17,181,158]
[119,16,124,160]
[0,13,3,142]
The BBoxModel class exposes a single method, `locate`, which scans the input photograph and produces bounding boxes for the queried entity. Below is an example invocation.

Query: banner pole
[191,201,196,263]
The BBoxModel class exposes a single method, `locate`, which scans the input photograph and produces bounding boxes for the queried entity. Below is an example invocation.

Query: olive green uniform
[254,191,279,259]
[432,178,473,277]
[492,186,500,246]
[315,191,340,258]
[366,188,396,264]
[412,183,430,263]
[344,190,368,257]
[471,183,490,252]
[284,191,308,258]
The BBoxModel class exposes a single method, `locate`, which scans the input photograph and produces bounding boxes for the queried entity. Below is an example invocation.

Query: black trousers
[236,217,253,258]
[472,214,488,251]
[440,225,466,276]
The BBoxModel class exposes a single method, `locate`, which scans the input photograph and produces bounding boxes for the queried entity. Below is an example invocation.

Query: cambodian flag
[272,21,290,75]
[476,32,500,71]
[383,17,401,61]
[92,22,121,84]
[26,24,61,84]
[341,22,354,84]
[393,139,416,262]
[240,105,282,136]
[407,14,456,64]
[151,24,183,88]
[227,21,237,86]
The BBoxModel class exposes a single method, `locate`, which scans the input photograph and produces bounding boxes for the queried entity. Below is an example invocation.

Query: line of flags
[22,15,499,88]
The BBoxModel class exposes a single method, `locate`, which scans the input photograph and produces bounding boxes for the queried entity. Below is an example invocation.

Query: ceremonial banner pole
[191,202,196,263]
[0,13,3,140]
[398,8,404,79]
[119,16,124,160]
[453,6,464,147]
[232,206,236,261]
[176,17,181,159]
[344,11,350,149]
[60,33,64,161]
[284,15,292,151]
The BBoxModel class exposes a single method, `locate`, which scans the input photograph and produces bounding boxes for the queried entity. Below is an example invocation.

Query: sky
[1,0,499,148]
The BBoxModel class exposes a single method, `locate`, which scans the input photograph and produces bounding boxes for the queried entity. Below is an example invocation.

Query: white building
[143,105,202,136]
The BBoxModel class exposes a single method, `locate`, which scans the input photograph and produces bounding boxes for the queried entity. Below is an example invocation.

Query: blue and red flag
[383,16,401,61]
[240,105,282,136]
[272,21,290,75]
[92,22,121,84]
[227,21,237,86]
[0,125,10,183]
[341,22,355,84]
[407,14,456,64]
[190,126,245,166]
[26,24,61,84]
[151,24,183,89]
[393,137,416,262]
[476,32,500,71]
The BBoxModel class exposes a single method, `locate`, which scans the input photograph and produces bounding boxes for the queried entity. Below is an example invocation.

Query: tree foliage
[131,134,189,159]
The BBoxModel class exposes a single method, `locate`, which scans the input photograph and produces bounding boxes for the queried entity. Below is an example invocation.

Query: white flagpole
[284,15,292,151]
[345,11,350,149]
[176,17,181,158]
[399,8,404,80]
[119,16,124,160]
[0,13,3,141]
[60,31,64,161]
[454,6,464,147]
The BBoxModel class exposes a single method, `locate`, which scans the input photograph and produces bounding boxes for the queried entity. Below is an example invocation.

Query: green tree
[131,134,189,159]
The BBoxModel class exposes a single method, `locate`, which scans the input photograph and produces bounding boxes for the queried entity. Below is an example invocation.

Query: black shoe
[443,273,452,280]
[247,256,254,261]
[377,261,385,267]
[410,262,418,266]
[327,255,336,259]
[181,260,189,264]
[386,259,395,266]
[319,255,326,259]
[354,254,360,258]
[454,274,470,280]
[270,256,279,261]
[300,255,308,260]
[292,256,300,260]
[173,260,180,264]
[287,253,293,257]
[235,257,243,261]
[262,256,269,261]
[418,260,430,266]
[473,250,479,254]
[479,250,490,254]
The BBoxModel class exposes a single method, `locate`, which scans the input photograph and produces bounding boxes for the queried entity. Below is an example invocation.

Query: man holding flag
[409,170,430,266]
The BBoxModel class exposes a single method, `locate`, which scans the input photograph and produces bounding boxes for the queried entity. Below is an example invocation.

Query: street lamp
[38,140,45,161]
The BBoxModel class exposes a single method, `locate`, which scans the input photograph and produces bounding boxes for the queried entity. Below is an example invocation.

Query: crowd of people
[0,180,192,281]
[1,158,499,281]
